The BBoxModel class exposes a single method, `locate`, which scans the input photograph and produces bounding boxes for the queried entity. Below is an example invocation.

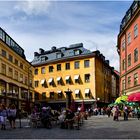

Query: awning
[57,77,61,81]
[85,89,90,94]
[65,76,70,80]
[74,75,79,80]
[48,78,53,83]
[57,91,62,93]
[75,89,80,94]
[40,79,46,84]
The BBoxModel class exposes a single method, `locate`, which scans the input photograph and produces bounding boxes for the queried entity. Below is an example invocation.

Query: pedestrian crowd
[108,105,140,121]
[0,104,17,130]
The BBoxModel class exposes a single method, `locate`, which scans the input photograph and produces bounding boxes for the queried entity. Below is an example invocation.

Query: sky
[0,0,133,71]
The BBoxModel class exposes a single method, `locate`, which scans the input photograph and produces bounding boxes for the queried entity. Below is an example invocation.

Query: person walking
[106,107,111,117]
[0,104,7,130]
[7,104,17,129]
[112,106,119,121]
[123,105,128,121]
[137,107,140,120]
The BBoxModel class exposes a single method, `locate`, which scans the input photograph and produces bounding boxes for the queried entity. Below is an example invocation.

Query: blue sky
[0,0,133,71]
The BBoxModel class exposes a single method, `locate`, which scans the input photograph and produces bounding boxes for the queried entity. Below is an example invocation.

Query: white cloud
[14,0,51,16]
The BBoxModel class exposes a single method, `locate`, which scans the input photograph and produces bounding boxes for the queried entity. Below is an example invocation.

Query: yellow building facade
[32,44,113,109]
[0,27,34,110]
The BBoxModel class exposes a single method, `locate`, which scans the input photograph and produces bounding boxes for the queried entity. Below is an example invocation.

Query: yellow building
[0,27,34,110]
[32,43,113,109]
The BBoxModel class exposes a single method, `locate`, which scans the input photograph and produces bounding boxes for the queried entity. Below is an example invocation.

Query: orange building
[32,43,117,109]
[117,1,140,95]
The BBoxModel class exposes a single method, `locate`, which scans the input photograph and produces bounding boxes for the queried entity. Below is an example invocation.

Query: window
[128,54,131,67]
[57,80,62,85]
[134,48,138,62]
[65,76,70,84]
[56,53,62,59]
[74,75,80,84]
[14,70,18,80]
[127,10,131,21]
[41,56,48,62]
[134,73,138,86]
[84,60,90,68]
[0,29,5,41]
[85,89,90,98]
[2,50,6,57]
[29,79,32,87]
[122,79,126,90]
[65,63,70,70]
[74,50,80,55]
[127,32,131,45]
[85,74,90,83]
[132,2,138,14]
[42,92,46,100]
[57,77,62,85]
[66,77,71,84]
[74,61,80,69]
[35,92,39,100]
[134,24,138,38]
[122,59,126,70]
[48,78,54,86]
[8,54,13,62]
[75,90,80,98]
[1,63,6,75]
[34,69,38,75]
[8,67,13,78]
[6,35,11,46]
[49,66,53,72]
[15,59,18,66]
[25,76,28,85]
[75,79,80,84]
[20,63,23,69]
[41,67,45,74]
[128,76,131,87]
[122,39,125,51]
[57,64,61,71]
[10,40,15,48]
[20,74,23,82]
[50,92,54,99]
[35,81,39,87]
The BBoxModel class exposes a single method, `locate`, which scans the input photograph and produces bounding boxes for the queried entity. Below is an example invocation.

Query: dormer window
[56,53,62,59]
[132,2,138,14]
[74,49,81,55]
[127,10,131,21]
[41,56,48,62]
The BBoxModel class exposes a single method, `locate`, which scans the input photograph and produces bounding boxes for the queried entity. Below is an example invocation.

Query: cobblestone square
[0,115,140,139]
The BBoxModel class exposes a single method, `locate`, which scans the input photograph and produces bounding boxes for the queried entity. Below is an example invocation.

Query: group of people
[111,105,140,121]
[30,105,88,129]
[31,106,60,129]
[0,104,17,130]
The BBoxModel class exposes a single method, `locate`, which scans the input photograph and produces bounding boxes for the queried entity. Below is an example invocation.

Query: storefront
[0,80,6,104]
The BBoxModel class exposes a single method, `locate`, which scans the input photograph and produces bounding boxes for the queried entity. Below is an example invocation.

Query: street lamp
[64,88,72,109]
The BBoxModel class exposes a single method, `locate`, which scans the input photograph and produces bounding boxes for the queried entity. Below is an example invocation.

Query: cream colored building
[0,27,34,110]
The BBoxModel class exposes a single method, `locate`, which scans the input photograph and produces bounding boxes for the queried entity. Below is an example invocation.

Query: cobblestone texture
[0,115,140,139]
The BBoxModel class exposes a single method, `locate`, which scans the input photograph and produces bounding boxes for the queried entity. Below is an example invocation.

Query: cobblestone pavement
[0,115,140,139]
